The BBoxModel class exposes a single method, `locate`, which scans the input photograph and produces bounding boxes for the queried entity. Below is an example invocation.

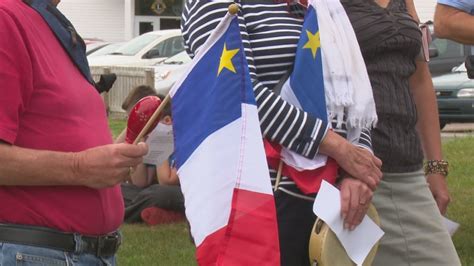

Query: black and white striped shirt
[181,0,372,199]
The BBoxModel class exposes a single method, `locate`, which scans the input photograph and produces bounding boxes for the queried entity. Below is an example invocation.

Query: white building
[416,0,438,23]
[58,0,182,42]
[58,0,438,42]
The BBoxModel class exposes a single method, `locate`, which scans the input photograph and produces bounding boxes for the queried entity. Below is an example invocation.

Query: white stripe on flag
[238,104,273,195]
[178,117,241,247]
[178,103,274,247]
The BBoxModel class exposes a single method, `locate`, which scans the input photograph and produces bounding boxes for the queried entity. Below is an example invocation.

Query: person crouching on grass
[117,85,185,226]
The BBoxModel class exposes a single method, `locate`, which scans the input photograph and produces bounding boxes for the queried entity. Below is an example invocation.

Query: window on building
[139,22,154,35]
[160,18,181,30]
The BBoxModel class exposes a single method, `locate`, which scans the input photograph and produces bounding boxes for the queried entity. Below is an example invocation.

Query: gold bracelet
[424,160,449,177]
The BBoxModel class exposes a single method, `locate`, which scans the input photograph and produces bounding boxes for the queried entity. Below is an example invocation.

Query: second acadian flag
[267,3,338,194]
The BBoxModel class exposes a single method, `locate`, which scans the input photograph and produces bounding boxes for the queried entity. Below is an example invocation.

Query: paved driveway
[441,123,474,138]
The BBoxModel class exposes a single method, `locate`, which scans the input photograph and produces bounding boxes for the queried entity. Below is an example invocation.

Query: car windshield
[88,43,124,57]
[112,34,160,56]
[453,63,467,72]
[86,42,108,54]
[163,51,191,65]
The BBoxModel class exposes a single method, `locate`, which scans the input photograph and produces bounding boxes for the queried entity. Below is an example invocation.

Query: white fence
[91,66,155,117]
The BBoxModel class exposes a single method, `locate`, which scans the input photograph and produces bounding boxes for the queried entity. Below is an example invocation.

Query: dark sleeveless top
[341,0,424,172]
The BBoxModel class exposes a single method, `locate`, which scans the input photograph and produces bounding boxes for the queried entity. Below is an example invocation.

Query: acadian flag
[265,2,338,194]
[170,9,280,266]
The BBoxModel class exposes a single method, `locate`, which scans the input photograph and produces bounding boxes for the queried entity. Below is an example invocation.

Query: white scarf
[314,0,377,129]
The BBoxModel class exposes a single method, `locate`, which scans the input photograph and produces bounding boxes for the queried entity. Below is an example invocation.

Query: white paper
[443,217,460,236]
[143,123,174,166]
[313,180,384,266]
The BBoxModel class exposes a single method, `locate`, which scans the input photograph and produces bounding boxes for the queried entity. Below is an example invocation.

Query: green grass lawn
[109,119,126,138]
[110,120,474,265]
[119,223,196,265]
[444,137,474,265]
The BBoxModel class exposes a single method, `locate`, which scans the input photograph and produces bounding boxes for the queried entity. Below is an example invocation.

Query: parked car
[428,24,474,76]
[86,41,109,56]
[84,38,104,46]
[154,51,191,95]
[88,29,184,67]
[87,42,124,58]
[433,63,474,129]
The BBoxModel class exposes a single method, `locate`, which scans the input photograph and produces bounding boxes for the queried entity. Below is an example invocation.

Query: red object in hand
[125,96,162,144]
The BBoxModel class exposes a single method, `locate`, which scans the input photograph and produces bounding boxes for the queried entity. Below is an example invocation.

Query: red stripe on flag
[217,188,280,266]
[196,226,227,265]
[195,189,280,266]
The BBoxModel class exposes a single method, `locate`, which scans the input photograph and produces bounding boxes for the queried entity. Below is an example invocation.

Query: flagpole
[132,93,171,145]
[274,160,283,192]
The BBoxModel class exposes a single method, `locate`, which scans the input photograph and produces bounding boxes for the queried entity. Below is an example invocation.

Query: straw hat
[308,204,381,266]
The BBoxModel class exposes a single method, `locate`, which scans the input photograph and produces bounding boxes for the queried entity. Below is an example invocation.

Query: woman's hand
[320,131,382,191]
[338,145,383,191]
[340,177,373,230]
[427,173,451,215]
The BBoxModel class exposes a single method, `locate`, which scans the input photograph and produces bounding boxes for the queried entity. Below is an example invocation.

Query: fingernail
[344,223,349,229]
[350,225,355,231]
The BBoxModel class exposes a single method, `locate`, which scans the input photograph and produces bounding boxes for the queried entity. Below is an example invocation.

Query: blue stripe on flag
[289,7,327,122]
[172,17,255,168]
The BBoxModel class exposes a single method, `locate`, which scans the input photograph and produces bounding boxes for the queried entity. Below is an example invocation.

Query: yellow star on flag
[303,30,321,59]
[218,43,240,75]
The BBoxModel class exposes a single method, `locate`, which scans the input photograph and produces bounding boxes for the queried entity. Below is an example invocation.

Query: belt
[0,224,121,257]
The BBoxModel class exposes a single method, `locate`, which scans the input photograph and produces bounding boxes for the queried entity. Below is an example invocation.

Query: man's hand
[336,144,382,191]
[340,177,373,231]
[427,173,451,215]
[72,142,148,189]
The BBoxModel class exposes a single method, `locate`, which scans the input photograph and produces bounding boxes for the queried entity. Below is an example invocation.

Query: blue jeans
[0,234,116,265]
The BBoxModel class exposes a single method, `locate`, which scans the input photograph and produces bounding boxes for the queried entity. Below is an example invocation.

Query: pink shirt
[0,0,123,235]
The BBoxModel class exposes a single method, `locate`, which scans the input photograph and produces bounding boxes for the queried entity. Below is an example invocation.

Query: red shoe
[140,207,185,226]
